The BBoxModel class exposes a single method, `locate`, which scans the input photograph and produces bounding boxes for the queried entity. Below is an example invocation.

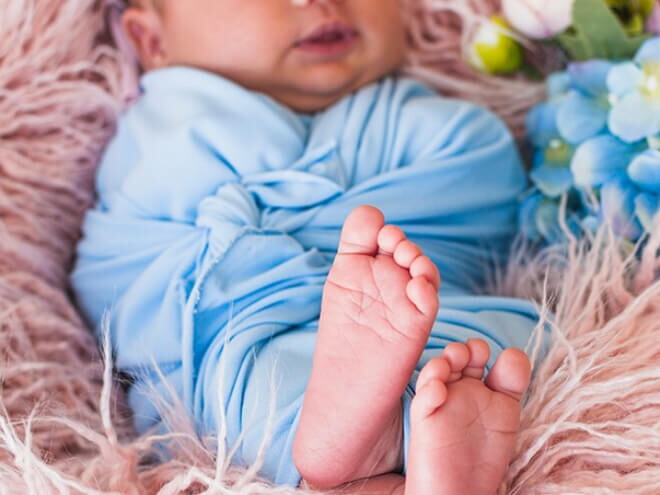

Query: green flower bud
[468,17,524,75]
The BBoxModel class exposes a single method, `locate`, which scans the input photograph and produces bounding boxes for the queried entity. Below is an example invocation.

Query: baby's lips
[294,21,359,47]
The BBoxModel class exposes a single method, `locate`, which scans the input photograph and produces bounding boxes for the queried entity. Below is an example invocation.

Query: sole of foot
[294,205,441,488]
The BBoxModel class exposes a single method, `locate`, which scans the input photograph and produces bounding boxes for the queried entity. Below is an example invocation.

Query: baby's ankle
[294,406,404,489]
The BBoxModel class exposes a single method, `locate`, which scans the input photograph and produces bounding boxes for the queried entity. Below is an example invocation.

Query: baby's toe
[411,378,448,420]
[409,256,440,291]
[406,277,439,317]
[485,348,531,401]
[393,240,422,269]
[377,224,406,255]
[463,339,491,380]
[441,342,471,382]
[416,356,451,391]
[337,206,384,255]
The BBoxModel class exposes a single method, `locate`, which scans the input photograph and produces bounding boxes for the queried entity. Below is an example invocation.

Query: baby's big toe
[337,205,385,255]
[485,348,531,402]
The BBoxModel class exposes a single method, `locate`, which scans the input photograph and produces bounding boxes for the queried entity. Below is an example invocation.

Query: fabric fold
[72,67,538,485]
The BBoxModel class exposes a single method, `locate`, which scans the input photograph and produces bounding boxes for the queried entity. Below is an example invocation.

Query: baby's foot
[293,206,440,489]
[405,340,531,495]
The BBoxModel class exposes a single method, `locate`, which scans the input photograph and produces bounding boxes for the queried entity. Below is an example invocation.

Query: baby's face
[123,0,406,112]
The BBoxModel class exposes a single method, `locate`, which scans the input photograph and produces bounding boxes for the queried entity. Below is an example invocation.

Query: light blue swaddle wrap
[71,67,538,485]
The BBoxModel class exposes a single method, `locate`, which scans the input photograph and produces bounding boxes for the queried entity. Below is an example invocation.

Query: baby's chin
[265,65,398,113]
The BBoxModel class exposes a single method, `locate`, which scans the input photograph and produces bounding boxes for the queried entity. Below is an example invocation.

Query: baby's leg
[293,206,440,489]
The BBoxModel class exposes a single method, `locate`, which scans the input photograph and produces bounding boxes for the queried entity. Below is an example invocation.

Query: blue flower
[570,136,659,239]
[571,134,637,188]
[520,43,660,246]
[519,191,555,243]
[628,148,660,192]
[519,189,583,243]
[629,148,660,230]
[635,192,659,231]
[599,177,643,240]
[556,60,614,144]
[526,100,574,197]
[607,37,660,143]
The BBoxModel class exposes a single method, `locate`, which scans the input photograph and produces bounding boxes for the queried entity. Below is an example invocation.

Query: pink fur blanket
[0,1,658,493]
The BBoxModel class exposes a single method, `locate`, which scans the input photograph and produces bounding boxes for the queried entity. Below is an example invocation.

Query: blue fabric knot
[196,183,262,259]
[243,140,346,211]
[244,169,344,210]
[195,141,347,255]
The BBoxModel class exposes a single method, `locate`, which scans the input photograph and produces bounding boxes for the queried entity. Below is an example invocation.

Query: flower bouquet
[468,0,660,246]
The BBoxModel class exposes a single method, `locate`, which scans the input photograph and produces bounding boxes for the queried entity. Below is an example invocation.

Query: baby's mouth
[294,22,359,56]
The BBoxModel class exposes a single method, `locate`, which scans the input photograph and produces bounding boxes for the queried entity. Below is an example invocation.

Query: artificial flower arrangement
[469,0,660,246]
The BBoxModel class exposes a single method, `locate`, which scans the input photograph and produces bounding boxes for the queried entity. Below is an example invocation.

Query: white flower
[502,0,575,39]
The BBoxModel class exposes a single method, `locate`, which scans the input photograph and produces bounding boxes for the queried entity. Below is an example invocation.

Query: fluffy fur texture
[0,0,658,493]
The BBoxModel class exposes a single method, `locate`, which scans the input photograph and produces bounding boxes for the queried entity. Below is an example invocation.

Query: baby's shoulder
[390,77,502,123]
[379,77,513,149]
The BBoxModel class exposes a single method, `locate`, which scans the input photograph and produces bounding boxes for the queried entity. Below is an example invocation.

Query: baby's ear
[121,6,168,70]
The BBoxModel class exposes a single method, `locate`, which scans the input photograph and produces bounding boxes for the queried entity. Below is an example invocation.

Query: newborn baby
[72,0,539,493]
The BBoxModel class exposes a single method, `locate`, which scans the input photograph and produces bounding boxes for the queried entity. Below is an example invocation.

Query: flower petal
[535,198,562,242]
[635,192,659,232]
[557,92,608,144]
[571,135,634,187]
[607,62,643,98]
[519,190,544,241]
[530,164,574,197]
[547,72,571,98]
[634,37,660,64]
[503,0,574,39]
[567,60,613,97]
[628,149,660,193]
[526,101,560,147]
[609,93,660,143]
[531,149,545,169]
[600,178,642,240]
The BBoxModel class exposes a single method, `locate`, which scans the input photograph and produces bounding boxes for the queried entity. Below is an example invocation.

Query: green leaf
[557,0,650,61]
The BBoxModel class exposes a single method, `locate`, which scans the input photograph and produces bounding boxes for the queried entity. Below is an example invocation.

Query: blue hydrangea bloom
[599,176,643,240]
[628,147,660,192]
[557,60,614,144]
[629,148,660,230]
[518,190,582,243]
[526,101,574,197]
[520,41,660,245]
[635,192,659,231]
[570,134,637,188]
[519,191,556,242]
[608,37,660,143]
